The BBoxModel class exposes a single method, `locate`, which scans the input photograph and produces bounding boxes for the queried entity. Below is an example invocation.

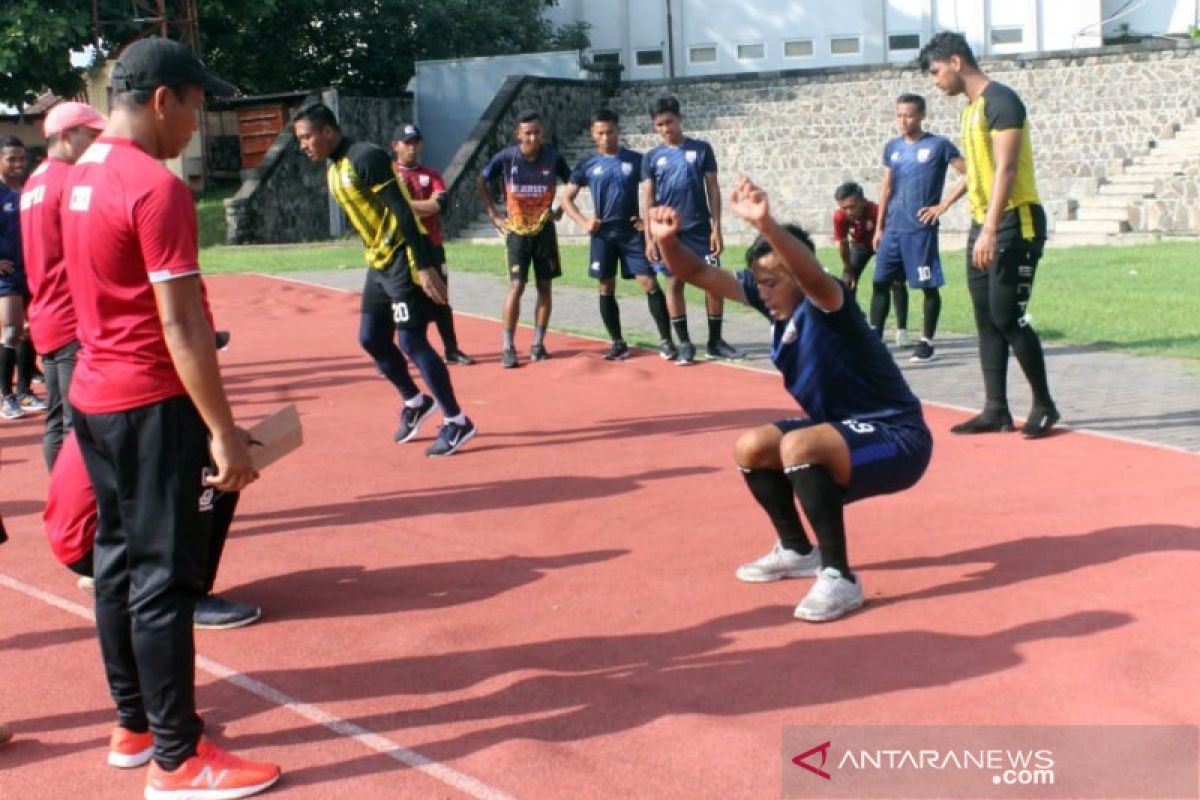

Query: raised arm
[647,205,746,304]
[730,176,842,312]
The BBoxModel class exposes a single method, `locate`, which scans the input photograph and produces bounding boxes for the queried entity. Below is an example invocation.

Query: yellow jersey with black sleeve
[326,137,437,277]
[961,81,1044,240]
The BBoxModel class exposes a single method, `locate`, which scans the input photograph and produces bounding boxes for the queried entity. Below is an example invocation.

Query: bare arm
[407,194,442,217]
[476,174,505,234]
[873,168,893,250]
[647,206,746,303]
[704,172,723,256]
[731,176,842,312]
[973,130,1021,269]
[559,183,597,232]
[640,178,659,261]
[152,276,256,492]
[919,157,968,225]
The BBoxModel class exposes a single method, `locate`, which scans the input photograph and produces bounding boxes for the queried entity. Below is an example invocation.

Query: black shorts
[589,225,653,280]
[507,226,562,283]
[363,244,435,331]
[844,244,874,280]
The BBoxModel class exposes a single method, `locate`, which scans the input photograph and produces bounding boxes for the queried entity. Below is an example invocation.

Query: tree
[0,2,96,107]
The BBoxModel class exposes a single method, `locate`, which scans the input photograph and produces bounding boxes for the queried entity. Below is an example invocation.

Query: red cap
[44,102,107,138]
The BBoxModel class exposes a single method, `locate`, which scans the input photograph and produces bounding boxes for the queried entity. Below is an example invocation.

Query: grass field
[199,236,1200,361]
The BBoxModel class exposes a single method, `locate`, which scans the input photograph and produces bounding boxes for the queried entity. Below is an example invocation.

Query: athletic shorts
[875,228,945,289]
[363,245,435,331]
[843,244,874,280]
[654,224,719,276]
[507,226,562,283]
[774,415,932,504]
[589,225,653,280]
[0,269,27,297]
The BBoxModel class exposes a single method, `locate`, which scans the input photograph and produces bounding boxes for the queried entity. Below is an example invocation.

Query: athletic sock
[0,345,15,397]
[706,315,724,347]
[16,339,35,393]
[785,463,853,580]
[646,290,672,342]
[671,316,691,344]
[598,292,622,342]
[404,394,428,408]
[445,413,467,426]
[892,283,909,330]
[922,288,941,341]
[503,329,515,350]
[435,304,459,353]
[532,326,547,348]
[868,282,891,339]
[739,467,813,554]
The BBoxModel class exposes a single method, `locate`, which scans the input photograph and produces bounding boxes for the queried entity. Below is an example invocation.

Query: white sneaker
[895,329,913,348]
[794,567,864,622]
[736,542,821,583]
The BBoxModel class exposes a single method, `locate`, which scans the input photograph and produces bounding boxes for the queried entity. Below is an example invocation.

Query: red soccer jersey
[62,137,212,414]
[43,432,95,567]
[395,162,446,247]
[20,157,77,353]
[832,200,879,248]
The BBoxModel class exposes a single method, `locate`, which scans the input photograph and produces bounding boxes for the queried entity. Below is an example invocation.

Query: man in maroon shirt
[20,102,105,469]
[832,181,910,347]
[61,38,280,798]
[391,123,473,365]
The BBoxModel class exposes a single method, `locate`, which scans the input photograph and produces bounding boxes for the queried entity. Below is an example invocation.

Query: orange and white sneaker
[109,726,155,768]
[144,737,280,799]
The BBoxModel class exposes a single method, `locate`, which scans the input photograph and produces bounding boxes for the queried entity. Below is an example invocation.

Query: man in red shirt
[832,181,910,347]
[61,38,280,798]
[391,123,473,365]
[20,102,105,469]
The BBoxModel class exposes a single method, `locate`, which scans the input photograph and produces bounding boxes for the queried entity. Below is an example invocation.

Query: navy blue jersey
[0,183,21,271]
[881,133,961,234]
[569,148,642,228]
[641,138,717,231]
[737,270,923,425]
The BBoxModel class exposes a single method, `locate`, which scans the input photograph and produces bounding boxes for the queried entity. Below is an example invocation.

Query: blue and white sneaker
[425,417,477,457]
[394,395,437,443]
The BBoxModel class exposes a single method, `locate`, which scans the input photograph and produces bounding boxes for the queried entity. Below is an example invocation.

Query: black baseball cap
[111,37,238,96]
[392,123,422,142]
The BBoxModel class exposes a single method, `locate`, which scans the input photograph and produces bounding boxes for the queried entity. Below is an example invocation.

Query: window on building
[737,43,765,60]
[784,39,814,58]
[830,36,861,55]
[592,51,621,65]
[636,49,664,66]
[888,33,921,51]
[991,27,1023,45]
[689,45,718,64]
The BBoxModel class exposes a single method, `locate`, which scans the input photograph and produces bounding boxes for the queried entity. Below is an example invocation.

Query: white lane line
[0,572,517,800]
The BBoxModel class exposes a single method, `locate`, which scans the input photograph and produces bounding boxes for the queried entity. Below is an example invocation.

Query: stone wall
[224,91,413,245]
[438,76,612,238]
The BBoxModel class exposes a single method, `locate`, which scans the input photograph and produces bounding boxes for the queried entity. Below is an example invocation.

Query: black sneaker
[444,350,475,366]
[950,410,1015,435]
[910,341,936,363]
[676,341,696,366]
[659,340,678,360]
[530,344,551,361]
[214,330,231,351]
[706,339,743,359]
[426,417,477,457]
[501,347,519,369]
[194,594,261,630]
[604,341,630,361]
[394,395,437,443]
[1021,404,1060,439]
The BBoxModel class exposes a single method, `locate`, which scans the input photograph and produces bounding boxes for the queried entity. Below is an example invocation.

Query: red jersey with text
[62,137,212,414]
[481,145,571,236]
[20,157,77,353]
[832,200,879,249]
[396,163,446,247]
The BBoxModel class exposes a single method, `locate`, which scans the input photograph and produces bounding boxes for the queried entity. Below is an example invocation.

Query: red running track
[1,274,1198,799]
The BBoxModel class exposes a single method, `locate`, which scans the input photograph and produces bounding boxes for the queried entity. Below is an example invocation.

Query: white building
[546,0,1200,80]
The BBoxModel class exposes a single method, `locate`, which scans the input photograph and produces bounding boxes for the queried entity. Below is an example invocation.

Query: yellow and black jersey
[326,137,436,276]
[961,81,1043,239]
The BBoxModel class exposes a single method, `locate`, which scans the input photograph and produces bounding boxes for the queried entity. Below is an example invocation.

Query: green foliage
[0,1,95,106]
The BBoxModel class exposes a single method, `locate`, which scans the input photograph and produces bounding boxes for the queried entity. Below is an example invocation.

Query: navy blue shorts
[774,415,932,504]
[875,228,945,289]
[589,225,653,280]
[654,225,719,276]
[0,269,27,297]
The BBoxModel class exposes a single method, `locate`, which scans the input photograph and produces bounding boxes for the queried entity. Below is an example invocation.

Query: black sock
[922,288,941,341]
[0,345,15,397]
[435,304,460,353]
[892,283,909,330]
[868,283,891,338]
[646,290,672,342]
[707,315,723,347]
[598,292,622,342]
[785,463,852,579]
[739,467,812,554]
[16,339,34,394]
[671,316,691,343]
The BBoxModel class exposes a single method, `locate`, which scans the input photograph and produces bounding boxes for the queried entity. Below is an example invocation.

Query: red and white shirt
[20,158,77,353]
[62,137,212,414]
[395,162,446,247]
[832,200,879,249]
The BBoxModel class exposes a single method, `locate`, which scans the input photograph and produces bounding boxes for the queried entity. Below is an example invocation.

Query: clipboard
[248,404,303,471]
